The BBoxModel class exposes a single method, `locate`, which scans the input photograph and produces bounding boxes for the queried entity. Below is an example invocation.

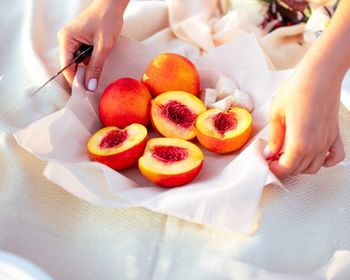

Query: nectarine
[138,138,204,187]
[87,124,148,170]
[195,107,252,153]
[99,77,152,128]
[150,91,206,140]
[142,53,200,97]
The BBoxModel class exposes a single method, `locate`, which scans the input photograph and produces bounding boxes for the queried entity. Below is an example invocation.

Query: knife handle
[74,43,93,63]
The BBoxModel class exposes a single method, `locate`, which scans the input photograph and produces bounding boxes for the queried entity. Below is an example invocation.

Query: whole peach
[99,78,152,128]
[142,53,200,97]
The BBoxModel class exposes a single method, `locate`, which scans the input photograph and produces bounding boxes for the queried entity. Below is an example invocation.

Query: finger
[302,152,327,174]
[267,113,285,160]
[291,154,315,176]
[324,135,345,167]
[85,40,110,92]
[291,141,320,175]
[269,146,303,178]
[57,30,80,86]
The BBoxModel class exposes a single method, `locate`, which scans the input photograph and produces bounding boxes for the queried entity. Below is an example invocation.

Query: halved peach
[195,107,252,153]
[87,124,148,170]
[150,91,206,140]
[142,53,200,97]
[138,138,204,188]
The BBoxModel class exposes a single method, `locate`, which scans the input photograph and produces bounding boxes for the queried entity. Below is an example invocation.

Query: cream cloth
[1,0,350,279]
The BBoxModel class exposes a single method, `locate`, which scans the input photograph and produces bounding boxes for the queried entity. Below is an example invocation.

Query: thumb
[85,44,109,92]
[267,114,285,160]
[324,134,345,167]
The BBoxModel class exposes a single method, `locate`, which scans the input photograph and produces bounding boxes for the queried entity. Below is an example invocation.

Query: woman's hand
[267,0,350,178]
[57,0,129,91]
[268,58,345,178]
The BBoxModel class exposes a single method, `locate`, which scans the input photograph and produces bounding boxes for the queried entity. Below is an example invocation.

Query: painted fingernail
[88,78,97,92]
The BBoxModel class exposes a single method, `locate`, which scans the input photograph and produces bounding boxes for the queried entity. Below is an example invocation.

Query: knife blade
[30,43,93,96]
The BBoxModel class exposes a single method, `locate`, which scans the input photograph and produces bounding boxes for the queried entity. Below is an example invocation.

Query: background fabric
[1,0,350,279]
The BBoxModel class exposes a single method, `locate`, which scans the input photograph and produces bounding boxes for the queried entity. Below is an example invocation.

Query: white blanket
[1,0,350,279]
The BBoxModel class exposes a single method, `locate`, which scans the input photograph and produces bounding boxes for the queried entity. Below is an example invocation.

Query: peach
[98,77,152,128]
[138,138,204,187]
[195,107,252,153]
[87,124,148,170]
[142,53,200,97]
[150,91,206,140]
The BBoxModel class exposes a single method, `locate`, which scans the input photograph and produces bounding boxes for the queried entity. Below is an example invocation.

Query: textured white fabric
[0,250,53,280]
[1,0,350,279]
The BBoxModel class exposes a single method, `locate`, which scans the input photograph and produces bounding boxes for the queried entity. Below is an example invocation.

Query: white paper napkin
[14,35,290,235]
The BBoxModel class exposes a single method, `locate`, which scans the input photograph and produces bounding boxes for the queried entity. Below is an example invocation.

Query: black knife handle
[74,43,93,63]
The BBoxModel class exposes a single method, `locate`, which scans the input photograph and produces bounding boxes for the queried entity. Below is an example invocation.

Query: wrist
[300,41,348,88]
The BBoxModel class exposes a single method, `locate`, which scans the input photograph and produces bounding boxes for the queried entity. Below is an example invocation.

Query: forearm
[113,0,130,14]
[301,0,350,83]
[90,0,129,17]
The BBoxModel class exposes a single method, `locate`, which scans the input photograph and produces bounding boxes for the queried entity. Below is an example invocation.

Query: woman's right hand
[57,0,129,91]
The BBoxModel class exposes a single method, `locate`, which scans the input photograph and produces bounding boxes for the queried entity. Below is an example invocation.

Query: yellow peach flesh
[151,91,206,140]
[87,124,147,156]
[197,108,252,139]
[139,138,203,175]
[195,107,252,153]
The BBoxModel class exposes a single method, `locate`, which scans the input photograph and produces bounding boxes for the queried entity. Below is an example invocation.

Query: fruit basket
[14,36,290,235]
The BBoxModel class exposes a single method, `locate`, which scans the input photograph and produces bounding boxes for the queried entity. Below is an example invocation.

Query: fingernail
[88,78,97,92]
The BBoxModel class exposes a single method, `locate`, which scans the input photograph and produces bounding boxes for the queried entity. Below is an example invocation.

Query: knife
[30,43,93,96]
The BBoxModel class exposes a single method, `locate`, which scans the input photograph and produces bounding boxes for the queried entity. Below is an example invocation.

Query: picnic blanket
[1,0,350,279]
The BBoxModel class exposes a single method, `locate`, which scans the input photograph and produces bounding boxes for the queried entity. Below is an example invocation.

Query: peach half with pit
[87,124,148,170]
[150,91,206,140]
[98,77,152,129]
[138,138,204,188]
[195,107,252,154]
[142,53,200,97]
